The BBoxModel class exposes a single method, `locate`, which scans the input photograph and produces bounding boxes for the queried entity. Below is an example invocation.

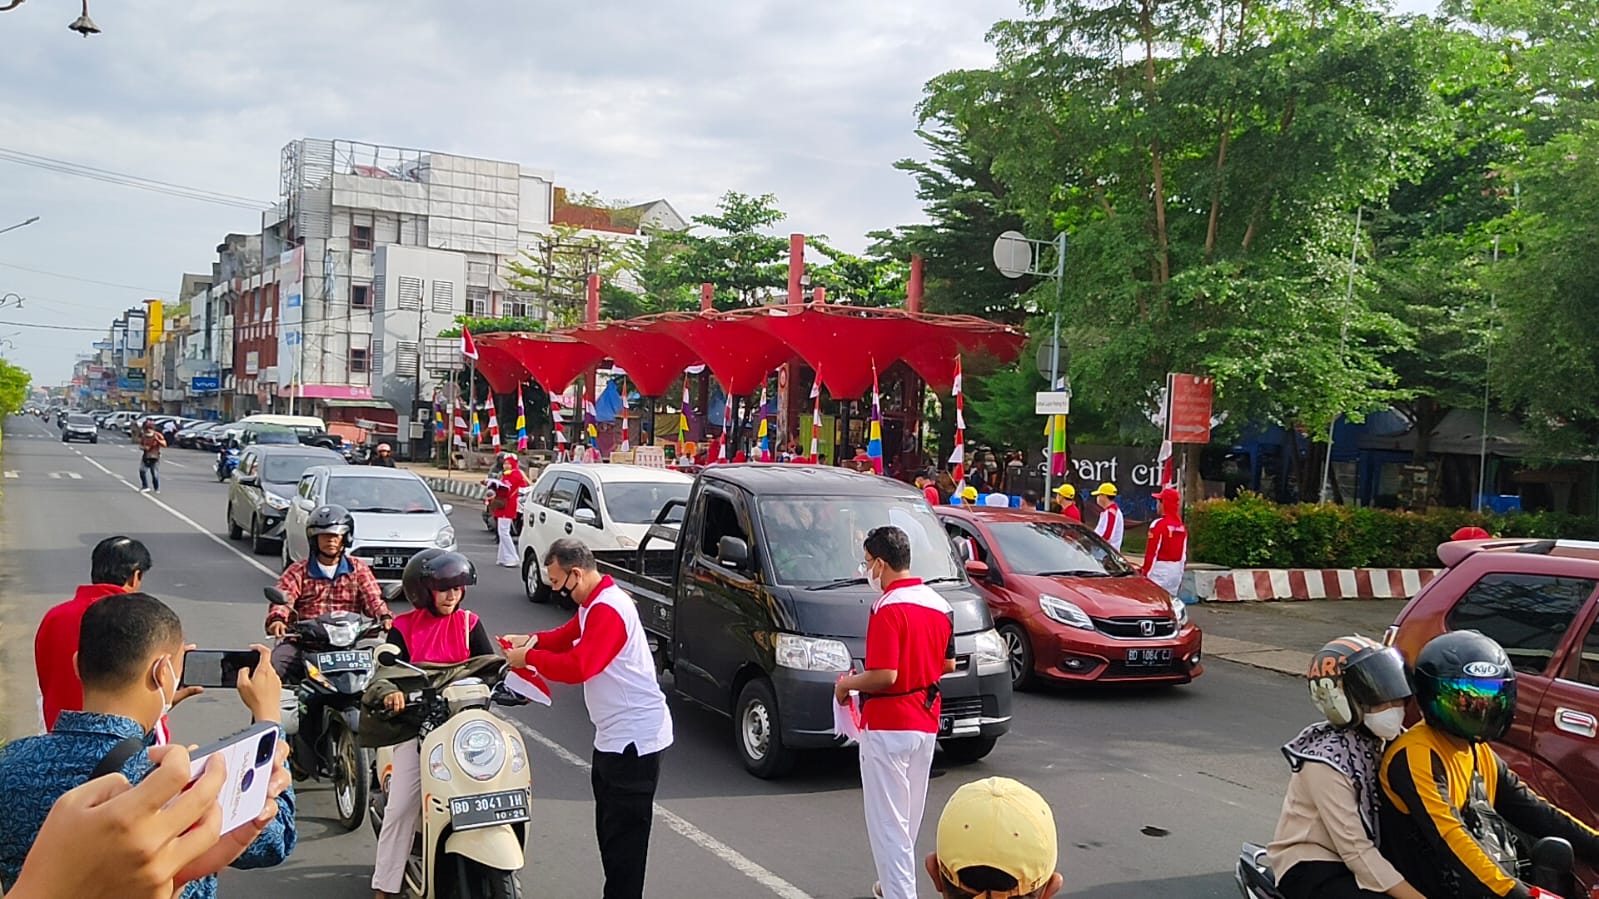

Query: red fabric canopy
[641,313,797,395]
[729,306,934,397]
[474,343,531,394]
[476,333,605,395]
[570,322,701,397]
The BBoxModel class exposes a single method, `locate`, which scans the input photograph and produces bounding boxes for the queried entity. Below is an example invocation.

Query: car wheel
[998,622,1036,691]
[523,552,551,604]
[250,517,274,555]
[734,678,796,779]
[226,505,243,540]
[89,436,97,444]
[939,736,998,765]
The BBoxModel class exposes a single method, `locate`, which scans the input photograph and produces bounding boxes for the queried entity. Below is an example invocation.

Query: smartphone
[180,649,259,689]
[187,721,281,833]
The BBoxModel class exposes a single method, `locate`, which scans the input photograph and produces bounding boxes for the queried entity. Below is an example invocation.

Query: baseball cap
[1052,484,1075,499]
[960,485,978,502]
[1091,482,1117,497]
[936,777,1057,896]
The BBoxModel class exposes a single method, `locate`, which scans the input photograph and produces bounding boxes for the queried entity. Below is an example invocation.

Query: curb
[423,476,487,502]
[1200,568,1440,602]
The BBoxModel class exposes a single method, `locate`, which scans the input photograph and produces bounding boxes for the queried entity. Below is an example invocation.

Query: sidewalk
[401,462,492,501]
[1191,598,1408,677]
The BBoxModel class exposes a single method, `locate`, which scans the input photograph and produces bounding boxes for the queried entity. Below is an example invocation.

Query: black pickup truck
[602,464,1013,778]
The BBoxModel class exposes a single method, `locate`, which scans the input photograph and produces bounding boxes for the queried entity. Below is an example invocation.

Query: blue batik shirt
[0,711,297,898]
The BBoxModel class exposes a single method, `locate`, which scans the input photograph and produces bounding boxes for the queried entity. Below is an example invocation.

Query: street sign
[1035,339,1068,381]
[992,231,1032,279]
[1035,392,1072,415]
[1165,373,1215,444]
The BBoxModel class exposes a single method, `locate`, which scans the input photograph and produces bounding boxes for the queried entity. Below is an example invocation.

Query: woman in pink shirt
[370,550,496,899]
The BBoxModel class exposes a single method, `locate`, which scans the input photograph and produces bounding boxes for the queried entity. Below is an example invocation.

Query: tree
[505,223,640,328]
[0,359,29,416]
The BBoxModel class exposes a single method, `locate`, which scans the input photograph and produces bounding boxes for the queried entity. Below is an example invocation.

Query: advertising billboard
[276,247,304,389]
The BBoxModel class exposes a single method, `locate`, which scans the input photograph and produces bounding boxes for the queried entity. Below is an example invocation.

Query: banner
[276,247,305,389]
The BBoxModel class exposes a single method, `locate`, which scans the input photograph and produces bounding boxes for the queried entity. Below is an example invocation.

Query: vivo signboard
[190,375,221,393]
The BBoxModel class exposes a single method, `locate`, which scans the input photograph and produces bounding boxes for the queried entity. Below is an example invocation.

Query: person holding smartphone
[0,594,297,899]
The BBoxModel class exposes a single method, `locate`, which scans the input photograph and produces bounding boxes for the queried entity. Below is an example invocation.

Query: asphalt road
[0,414,1314,898]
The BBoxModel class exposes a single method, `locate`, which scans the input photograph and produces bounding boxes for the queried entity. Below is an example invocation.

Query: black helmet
[1306,635,1412,727]
[1413,630,1518,743]
[305,503,355,555]
[401,549,477,614]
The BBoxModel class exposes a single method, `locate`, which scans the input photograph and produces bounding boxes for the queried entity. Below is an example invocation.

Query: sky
[0,0,1436,385]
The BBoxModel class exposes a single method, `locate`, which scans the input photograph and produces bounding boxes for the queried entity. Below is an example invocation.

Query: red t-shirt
[1062,505,1083,523]
[1142,517,1189,571]
[922,485,941,506]
[862,579,954,733]
[36,583,126,731]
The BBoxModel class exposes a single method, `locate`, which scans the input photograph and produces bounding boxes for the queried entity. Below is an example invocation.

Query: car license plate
[1125,648,1173,667]
[939,716,952,736]
[373,554,408,569]
[449,789,529,830]
[314,650,372,673]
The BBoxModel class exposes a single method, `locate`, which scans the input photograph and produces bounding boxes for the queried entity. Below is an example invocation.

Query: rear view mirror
[263,587,289,606]
[440,503,454,516]
[964,559,990,578]
[382,583,406,603]
[575,507,599,526]
[374,643,402,667]
[716,536,750,569]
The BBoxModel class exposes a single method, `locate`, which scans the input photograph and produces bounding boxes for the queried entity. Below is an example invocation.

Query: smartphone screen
[187,722,280,833]
[180,649,259,689]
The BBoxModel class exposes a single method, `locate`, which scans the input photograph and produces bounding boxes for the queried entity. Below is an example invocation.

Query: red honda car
[935,506,1203,688]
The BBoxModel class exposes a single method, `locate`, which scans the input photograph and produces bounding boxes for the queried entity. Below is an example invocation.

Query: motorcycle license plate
[450,789,529,830]
[374,555,407,569]
[313,650,372,673]
[1125,648,1173,667]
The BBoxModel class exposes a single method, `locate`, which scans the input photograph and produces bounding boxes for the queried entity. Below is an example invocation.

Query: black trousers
[591,743,661,899]
[1278,860,1388,899]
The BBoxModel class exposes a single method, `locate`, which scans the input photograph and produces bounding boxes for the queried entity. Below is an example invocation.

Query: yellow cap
[936,777,1057,895]
[1091,482,1117,497]
[1052,484,1075,499]
[960,485,979,501]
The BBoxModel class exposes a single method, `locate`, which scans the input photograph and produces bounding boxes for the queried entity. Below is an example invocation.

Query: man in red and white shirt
[1141,488,1188,596]
[835,526,956,899]
[504,538,672,899]
[1090,482,1124,550]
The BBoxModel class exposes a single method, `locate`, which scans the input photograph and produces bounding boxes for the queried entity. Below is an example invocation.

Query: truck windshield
[759,496,962,586]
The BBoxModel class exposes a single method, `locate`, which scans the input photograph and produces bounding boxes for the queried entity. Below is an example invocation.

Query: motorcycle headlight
[264,493,290,510]
[435,526,456,548]
[774,633,851,672]
[453,721,506,782]
[428,743,452,781]
[1168,594,1189,626]
[1039,595,1095,631]
[323,621,360,648]
[972,628,1009,676]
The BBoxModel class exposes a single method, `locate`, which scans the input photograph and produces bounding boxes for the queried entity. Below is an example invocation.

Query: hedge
[1187,492,1599,569]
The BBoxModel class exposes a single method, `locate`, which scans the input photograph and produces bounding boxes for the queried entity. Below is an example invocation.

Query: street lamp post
[0,293,23,311]
[992,230,1069,501]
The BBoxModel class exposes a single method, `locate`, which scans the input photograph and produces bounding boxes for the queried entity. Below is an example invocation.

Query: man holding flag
[502,538,672,899]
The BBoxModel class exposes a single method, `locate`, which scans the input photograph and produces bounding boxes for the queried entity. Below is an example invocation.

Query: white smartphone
[187,721,281,833]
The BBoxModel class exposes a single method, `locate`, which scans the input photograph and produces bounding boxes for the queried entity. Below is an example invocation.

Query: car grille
[352,546,423,578]
[1092,616,1177,639]
[940,696,985,720]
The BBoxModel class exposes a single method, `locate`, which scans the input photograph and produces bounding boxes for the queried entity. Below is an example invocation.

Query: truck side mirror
[716,536,750,569]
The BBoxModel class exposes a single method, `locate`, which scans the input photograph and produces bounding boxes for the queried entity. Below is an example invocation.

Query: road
[0,414,1311,898]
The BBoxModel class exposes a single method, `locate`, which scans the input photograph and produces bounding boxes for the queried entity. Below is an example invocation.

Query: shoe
[872,883,883,899]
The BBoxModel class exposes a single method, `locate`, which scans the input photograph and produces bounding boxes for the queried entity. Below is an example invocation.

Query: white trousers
[496,517,517,566]
[372,739,421,893]
[860,729,937,899]
[1148,559,1184,596]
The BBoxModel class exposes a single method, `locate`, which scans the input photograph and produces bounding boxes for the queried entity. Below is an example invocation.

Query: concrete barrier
[1194,567,1440,602]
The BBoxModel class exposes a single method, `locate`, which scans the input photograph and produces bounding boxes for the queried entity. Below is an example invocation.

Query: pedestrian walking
[835,526,955,899]
[1052,484,1082,522]
[493,455,528,568]
[137,424,165,493]
[1141,488,1188,597]
[502,539,672,899]
[1090,482,1123,550]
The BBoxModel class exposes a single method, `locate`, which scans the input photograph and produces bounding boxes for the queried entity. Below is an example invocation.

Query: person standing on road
[138,423,166,493]
[1052,484,1082,522]
[835,526,956,899]
[1141,488,1188,597]
[925,777,1063,899]
[367,443,396,467]
[493,454,529,567]
[501,538,673,899]
[1090,482,1123,550]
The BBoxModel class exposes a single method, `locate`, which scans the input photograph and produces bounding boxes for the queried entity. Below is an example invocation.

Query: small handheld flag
[495,637,552,706]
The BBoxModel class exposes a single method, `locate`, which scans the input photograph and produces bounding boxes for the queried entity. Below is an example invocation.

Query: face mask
[1364,707,1406,741]
[554,572,578,603]
[866,562,883,594]
[153,656,176,719]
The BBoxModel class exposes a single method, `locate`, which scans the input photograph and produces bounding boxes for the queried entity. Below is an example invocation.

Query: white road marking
[73,451,278,578]
[47,471,84,480]
[3,470,16,479]
[505,719,814,899]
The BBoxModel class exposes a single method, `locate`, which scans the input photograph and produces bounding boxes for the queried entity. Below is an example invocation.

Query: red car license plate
[1125,648,1173,666]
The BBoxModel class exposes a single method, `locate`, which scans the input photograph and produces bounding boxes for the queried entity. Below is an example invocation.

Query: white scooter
[366,645,532,898]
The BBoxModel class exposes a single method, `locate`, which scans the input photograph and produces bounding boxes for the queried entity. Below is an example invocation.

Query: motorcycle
[1236,837,1590,899]
[365,647,532,899]
[217,446,241,481]
[480,479,527,539]
[265,585,395,830]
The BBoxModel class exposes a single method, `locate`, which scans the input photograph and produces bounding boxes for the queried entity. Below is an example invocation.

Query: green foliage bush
[1188,492,1599,568]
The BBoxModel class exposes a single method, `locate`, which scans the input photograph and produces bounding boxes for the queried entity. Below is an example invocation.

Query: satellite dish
[992,231,1031,279]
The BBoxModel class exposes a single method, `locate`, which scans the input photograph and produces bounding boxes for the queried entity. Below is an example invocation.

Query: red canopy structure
[569,322,701,398]
[476,333,605,395]
[640,312,797,395]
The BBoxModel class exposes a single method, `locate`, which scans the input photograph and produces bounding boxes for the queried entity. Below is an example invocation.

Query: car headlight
[435,526,455,548]
[1039,595,1095,630]
[1168,595,1189,626]
[453,721,506,782]
[264,493,290,510]
[428,743,452,781]
[774,633,851,672]
[972,628,1009,676]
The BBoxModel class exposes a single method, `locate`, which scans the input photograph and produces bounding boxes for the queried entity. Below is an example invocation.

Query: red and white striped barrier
[1205,568,1441,602]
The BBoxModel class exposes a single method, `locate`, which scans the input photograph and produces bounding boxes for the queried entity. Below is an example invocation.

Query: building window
[394,340,419,377]
[351,223,374,251]
[349,347,369,373]
[397,277,423,311]
[430,279,455,314]
[350,282,373,309]
[503,292,532,318]
[467,287,490,316]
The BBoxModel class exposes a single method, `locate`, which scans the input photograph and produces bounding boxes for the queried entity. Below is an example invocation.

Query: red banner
[1166,373,1214,444]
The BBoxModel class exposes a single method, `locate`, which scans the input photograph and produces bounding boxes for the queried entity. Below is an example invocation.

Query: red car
[935,506,1203,688]
[1388,538,1599,849]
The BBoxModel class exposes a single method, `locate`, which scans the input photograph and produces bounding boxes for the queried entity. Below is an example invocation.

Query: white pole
[1476,237,1499,512]
[1320,206,1362,504]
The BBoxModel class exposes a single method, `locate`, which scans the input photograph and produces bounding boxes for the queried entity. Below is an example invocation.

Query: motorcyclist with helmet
[368,550,496,899]
[1268,636,1428,899]
[1380,630,1599,899]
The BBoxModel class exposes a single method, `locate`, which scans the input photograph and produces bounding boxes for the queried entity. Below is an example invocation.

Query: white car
[283,466,456,581]
[518,463,693,604]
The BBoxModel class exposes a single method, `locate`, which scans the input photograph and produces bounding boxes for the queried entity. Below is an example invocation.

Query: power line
[1,320,113,333]
[0,146,269,211]
[0,260,171,294]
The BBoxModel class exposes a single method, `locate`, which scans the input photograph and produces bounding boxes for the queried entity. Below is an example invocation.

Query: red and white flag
[809,368,822,459]
[949,356,966,484]
[1156,439,1174,488]
[461,326,479,361]
[496,637,553,706]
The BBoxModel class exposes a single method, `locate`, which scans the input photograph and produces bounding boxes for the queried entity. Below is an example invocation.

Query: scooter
[265,585,394,830]
[217,446,241,481]
[366,646,532,899]
[1236,837,1590,899]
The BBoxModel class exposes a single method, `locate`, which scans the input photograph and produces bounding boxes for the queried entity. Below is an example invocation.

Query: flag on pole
[619,376,631,453]
[809,367,822,459]
[678,380,690,447]
[757,380,771,461]
[433,390,445,442]
[551,396,568,446]
[718,388,733,462]
[487,404,501,451]
[1049,414,1067,477]
[1156,439,1174,487]
[460,325,479,361]
[583,398,598,451]
[452,409,469,449]
[949,356,965,484]
[515,390,528,451]
[867,361,884,474]
[470,395,481,447]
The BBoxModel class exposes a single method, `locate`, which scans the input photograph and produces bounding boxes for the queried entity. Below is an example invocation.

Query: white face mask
[865,561,883,594]
[152,656,177,719]
[1364,707,1405,741]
